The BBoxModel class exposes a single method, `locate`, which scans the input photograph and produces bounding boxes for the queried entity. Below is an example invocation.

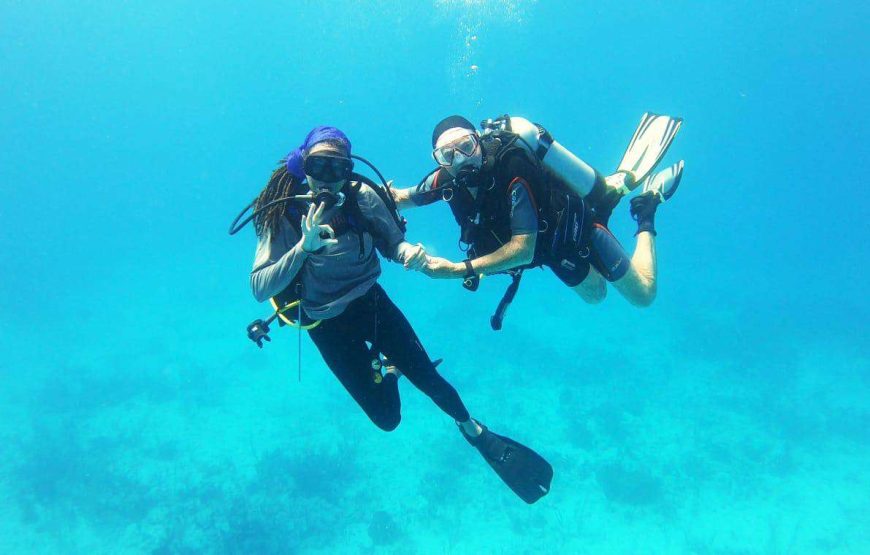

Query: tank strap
[535,124,554,159]
[343,182,368,258]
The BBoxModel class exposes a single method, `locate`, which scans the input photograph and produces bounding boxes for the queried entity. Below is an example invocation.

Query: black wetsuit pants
[308,283,470,431]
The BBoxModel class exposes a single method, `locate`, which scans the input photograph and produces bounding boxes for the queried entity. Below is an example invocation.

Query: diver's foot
[459,420,554,503]
[630,161,684,235]
[605,170,635,196]
[385,364,402,379]
[457,418,484,439]
[592,172,634,225]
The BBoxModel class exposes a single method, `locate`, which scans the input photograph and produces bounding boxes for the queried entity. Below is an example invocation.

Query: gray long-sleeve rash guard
[250,183,416,320]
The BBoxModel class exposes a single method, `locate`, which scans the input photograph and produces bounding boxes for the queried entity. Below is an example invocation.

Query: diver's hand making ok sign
[300,202,338,253]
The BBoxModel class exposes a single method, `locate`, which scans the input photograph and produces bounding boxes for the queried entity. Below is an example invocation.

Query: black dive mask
[303,154,354,183]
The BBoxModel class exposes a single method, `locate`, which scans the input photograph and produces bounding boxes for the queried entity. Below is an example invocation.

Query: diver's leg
[609,180,680,307]
[370,285,471,423]
[570,267,607,304]
[610,230,657,307]
[609,160,684,306]
[308,294,402,431]
[587,223,657,307]
[547,254,606,304]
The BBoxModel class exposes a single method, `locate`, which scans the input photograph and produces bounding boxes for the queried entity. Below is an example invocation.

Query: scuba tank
[480,116,599,199]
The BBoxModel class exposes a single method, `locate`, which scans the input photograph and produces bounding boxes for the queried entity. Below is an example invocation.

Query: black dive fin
[462,423,553,504]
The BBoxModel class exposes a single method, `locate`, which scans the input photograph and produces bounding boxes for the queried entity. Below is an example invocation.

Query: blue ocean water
[1,0,868,552]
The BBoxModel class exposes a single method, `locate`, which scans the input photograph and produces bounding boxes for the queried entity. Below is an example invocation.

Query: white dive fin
[617,112,683,189]
[641,160,685,202]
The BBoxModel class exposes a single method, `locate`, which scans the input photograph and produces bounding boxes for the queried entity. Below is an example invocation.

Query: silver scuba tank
[481,116,599,198]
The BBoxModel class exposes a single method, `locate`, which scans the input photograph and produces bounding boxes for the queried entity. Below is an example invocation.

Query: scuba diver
[231,126,553,504]
[391,114,685,327]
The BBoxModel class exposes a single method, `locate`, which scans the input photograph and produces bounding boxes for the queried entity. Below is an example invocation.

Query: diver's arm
[358,184,427,269]
[392,169,447,210]
[249,235,309,303]
[391,187,418,211]
[421,176,539,278]
[392,241,427,270]
[423,233,536,279]
[469,232,536,274]
[249,205,336,302]
[466,176,538,274]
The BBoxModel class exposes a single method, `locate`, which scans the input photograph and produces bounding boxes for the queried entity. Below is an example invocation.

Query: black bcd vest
[443,145,554,269]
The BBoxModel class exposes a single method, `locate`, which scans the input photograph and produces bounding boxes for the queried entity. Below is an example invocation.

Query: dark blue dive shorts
[548,223,631,287]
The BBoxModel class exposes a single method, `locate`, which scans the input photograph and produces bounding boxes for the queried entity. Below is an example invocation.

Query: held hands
[301,202,338,253]
[402,243,428,271]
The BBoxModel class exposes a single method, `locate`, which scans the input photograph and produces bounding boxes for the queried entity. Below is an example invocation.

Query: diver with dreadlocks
[391,114,685,321]
[240,126,553,504]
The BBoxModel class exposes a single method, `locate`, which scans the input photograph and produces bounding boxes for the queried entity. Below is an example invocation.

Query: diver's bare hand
[301,202,337,253]
[403,243,427,271]
[421,256,463,279]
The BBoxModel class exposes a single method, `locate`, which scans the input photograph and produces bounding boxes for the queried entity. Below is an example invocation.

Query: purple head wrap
[284,126,352,180]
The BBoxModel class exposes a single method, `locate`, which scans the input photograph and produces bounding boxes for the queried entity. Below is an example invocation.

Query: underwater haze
[2,0,868,553]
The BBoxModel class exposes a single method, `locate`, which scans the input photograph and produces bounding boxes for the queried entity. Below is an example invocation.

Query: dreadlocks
[253,163,302,239]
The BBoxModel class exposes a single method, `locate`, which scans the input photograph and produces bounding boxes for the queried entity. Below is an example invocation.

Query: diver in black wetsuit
[243,126,553,503]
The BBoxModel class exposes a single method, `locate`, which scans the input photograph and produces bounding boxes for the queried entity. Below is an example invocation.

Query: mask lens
[433,146,454,166]
[454,134,478,156]
[433,133,477,167]
[307,157,327,173]
[304,155,352,182]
